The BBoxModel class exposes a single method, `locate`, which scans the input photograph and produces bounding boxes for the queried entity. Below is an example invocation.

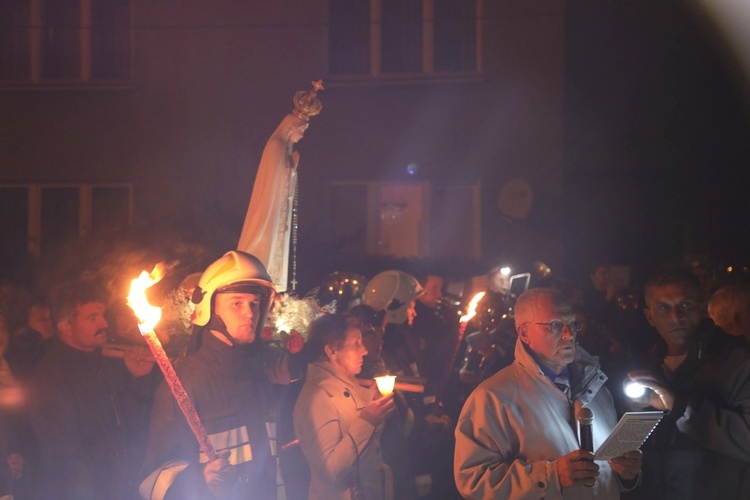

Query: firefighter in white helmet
[364,272,461,499]
[140,251,286,500]
[363,270,423,378]
[190,250,277,345]
[364,270,424,327]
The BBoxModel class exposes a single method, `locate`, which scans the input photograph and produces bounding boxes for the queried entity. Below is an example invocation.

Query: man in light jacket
[454,288,642,499]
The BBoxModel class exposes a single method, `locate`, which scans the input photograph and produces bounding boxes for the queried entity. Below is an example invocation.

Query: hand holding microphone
[555,449,598,490]
[555,401,598,491]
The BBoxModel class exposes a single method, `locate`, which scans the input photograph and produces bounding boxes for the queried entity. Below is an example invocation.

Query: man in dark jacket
[5,296,55,381]
[28,281,156,499]
[139,251,284,500]
[629,265,750,499]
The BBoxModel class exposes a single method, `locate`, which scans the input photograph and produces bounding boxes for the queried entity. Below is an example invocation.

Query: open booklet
[594,411,664,460]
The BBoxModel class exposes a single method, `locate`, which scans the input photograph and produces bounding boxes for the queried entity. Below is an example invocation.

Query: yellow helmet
[191,251,277,333]
[363,270,424,325]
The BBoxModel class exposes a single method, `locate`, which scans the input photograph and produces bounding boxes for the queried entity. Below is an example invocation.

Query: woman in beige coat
[294,314,395,499]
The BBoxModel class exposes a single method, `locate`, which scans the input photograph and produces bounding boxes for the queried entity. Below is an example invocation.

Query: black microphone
[576,405,595,487]
[576,406,594,452]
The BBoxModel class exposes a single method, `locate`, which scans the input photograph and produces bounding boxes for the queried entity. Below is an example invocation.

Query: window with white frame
[0,0,132,87]
[329,0,481,79]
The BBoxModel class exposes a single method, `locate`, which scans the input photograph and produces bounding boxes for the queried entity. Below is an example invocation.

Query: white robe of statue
[238,113,307,292]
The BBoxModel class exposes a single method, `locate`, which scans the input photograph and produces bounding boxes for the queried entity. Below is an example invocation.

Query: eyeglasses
[524,320,583,335]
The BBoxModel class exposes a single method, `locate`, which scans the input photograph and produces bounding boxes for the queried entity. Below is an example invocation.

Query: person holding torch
[139,251,287,500]
[28,281,157,499]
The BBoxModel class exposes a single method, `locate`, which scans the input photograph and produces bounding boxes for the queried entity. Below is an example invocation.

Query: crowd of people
[1,250,750,499]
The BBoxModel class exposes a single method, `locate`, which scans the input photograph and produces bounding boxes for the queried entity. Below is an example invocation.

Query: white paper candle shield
[374,375,396,395]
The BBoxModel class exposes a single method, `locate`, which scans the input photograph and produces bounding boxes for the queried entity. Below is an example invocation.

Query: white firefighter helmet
[363,270,424,325]
[191,251,276,332]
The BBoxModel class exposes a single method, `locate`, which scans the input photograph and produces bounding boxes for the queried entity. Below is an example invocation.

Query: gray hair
[514,288,566,328]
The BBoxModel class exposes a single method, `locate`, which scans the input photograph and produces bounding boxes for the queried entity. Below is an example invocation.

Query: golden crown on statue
[292,80,324,121]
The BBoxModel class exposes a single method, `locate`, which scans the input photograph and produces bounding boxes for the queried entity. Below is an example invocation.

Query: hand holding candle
[360,392,396,427]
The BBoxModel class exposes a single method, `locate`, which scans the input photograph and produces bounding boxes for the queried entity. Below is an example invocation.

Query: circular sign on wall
[498,177,533,219]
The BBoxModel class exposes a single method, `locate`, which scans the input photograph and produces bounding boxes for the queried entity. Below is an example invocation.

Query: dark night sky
[563,0,750,281]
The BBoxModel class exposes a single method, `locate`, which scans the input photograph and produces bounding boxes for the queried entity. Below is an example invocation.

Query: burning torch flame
[125,263,219,462]
[127,264,167,334]
[460,292,486,324]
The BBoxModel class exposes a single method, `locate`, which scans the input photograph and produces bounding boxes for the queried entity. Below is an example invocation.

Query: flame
[127,267,164,335]
[149,261,169,283]
[459,292,486,323]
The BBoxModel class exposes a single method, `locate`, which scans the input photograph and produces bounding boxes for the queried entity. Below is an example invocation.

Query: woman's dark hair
[305,314,354,362]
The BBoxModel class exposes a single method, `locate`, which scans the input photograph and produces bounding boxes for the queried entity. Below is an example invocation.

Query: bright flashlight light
[624,381,646,399]
[500,267,511,276]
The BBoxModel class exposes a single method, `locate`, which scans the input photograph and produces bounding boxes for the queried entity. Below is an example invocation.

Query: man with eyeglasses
[627,265,750,498]
[454,288,642,499]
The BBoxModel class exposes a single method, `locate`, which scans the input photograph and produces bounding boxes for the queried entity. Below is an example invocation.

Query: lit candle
[128,267,218,462]
[374,375,396,396]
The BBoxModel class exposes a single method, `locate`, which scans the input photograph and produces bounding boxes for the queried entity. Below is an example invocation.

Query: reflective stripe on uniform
[198,425,253,465]
[139,460,189,500]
